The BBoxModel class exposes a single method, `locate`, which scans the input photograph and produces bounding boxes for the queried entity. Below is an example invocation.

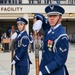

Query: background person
[29,32,34,53]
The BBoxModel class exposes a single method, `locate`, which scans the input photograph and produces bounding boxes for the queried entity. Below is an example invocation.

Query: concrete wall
[62,21,75,35]
[0,5,75,14]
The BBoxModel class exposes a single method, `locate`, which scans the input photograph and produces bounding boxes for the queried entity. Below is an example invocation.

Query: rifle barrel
[34,31,39,75]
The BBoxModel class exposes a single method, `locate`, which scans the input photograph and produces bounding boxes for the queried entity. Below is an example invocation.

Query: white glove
[33,20,42,32]
[11,60,16,65]
[11,32,17,40]
[39,71,42,75]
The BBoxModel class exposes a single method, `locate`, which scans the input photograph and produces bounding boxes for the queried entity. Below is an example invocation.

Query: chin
[50,24,55,26]
[18,29,21,31]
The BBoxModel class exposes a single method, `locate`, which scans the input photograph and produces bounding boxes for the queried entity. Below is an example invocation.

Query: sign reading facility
[0,7,23,11]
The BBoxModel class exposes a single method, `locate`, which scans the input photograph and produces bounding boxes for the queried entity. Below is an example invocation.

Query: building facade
[0,0,75,40]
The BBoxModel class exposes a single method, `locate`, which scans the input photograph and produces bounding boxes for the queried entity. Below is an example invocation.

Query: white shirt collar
[20,30,25,34]
[18,30,25,38]
[51,23,61,30]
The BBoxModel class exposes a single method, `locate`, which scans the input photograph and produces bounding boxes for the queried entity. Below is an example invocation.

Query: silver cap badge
[50,5,54,10]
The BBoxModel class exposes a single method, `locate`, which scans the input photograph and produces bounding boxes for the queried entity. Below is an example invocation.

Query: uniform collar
[20,30,26,34]
[51,23,61,30]
[18,30,26,38]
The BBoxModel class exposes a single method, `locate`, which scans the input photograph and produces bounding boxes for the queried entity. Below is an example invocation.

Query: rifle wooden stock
[34,31,39,75]
[11,26,15,75]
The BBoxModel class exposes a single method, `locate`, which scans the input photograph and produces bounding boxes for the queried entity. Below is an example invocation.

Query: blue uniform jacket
[13,30,30,67]
[40,24,69,75]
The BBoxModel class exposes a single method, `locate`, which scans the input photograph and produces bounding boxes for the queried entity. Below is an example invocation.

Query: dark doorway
[0,19,17,42]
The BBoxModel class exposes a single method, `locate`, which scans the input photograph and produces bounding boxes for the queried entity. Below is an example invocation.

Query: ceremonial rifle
[11,26,15,75]
[34,31,39,75]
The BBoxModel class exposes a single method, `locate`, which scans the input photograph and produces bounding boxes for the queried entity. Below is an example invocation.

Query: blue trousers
[15,65,29,75]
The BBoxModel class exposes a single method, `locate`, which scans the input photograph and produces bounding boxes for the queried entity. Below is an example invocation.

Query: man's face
[48,15,62,26]
[17,23,25,31]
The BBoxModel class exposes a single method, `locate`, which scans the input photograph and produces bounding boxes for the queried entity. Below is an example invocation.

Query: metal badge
[48,48,52,51]
[47,40,53,51]
[48,40,53,47]
[50,5,54,10]
[19,17,21,20]
[52,31,54,34]
[18,40,21,47]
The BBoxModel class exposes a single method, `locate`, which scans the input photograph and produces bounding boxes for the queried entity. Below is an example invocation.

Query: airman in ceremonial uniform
[11,17,31,75]
[33,4,69,75]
